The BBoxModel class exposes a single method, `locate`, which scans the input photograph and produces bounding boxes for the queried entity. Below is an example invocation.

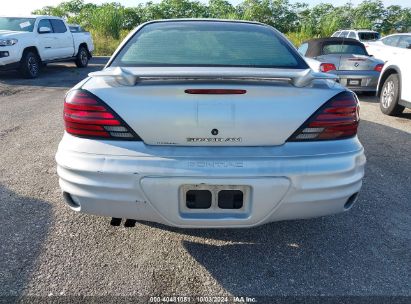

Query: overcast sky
[2,0,410,16]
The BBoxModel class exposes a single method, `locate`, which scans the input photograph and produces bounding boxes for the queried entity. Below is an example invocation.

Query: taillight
[64,90,140,140]
[374,64,384,72]
[287,91,359,141]
[320,63,337,73]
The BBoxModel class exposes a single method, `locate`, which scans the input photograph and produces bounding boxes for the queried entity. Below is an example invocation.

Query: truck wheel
[75,46,89,68]
[380,74,404,116]
[19,51,41,79]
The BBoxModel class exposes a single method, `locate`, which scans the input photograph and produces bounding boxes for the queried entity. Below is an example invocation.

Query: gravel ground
[0,59,410,301]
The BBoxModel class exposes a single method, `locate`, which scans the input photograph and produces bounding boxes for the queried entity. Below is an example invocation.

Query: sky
[1,0,410,16]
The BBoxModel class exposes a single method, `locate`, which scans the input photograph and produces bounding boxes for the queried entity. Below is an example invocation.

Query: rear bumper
[56,134,366,228]
[332,70,380,92]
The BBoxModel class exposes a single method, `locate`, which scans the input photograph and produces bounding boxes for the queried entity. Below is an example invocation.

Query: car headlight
[0,39,18,46]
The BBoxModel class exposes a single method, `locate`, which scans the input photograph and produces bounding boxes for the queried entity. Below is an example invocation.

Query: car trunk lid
[82,67,341,146]
[338,54,379,71]
[317,54,378,71]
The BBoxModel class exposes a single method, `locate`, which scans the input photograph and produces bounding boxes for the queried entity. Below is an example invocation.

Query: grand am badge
[187,137,242,143]
[188,161,244,168]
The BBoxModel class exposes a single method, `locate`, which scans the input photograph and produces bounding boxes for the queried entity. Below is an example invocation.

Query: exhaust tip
[124,219,137,228]
[110,218,122,226]
[344,192,359,210]
[63,192,80,209]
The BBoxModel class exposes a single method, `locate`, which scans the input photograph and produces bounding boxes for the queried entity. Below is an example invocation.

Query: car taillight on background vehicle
[64,90,140,140]
[320,63,337,73]
[374,64,384,72]
[288,91,359,141]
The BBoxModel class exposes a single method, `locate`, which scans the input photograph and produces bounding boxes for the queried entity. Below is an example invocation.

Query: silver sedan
[56,20,365,228]
[300,37,384,93]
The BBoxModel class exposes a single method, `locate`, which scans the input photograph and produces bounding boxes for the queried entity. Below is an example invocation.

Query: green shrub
[91,30,130,56]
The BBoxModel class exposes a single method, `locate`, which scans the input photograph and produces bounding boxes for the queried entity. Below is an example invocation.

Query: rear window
[111,21,306,69]
[322,43,367,56]
[358,32,380,41]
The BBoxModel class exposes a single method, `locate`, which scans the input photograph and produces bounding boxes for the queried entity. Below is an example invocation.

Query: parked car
[0,16,94,78]
[366,33,411,62]
[331,29,380,42]
[299,37,384,93]
[56,20,365,228]
[377,54,411,116]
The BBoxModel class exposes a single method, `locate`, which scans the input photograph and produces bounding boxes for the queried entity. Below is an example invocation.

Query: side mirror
[38,26,52,34]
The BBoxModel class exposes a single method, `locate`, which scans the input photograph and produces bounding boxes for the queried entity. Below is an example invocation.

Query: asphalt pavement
[0,58,410,301]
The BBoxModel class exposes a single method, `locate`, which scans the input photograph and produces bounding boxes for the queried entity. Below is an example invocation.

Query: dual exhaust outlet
[110,218,137,228]
[63,192,137,228]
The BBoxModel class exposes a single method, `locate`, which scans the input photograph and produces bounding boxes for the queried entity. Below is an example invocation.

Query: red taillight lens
[287,91,359,141]
[374,64,384,72]
[64,90,140,140]
[320,63,337,73]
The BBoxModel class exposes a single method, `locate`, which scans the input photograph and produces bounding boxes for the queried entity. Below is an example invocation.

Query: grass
[286,32,318,47]
[91,30,130,56]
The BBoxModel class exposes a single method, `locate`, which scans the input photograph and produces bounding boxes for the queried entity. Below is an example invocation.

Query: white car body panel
[367,33,411,62]
[378,55,411,104]
[0,15,94,68]
[403,63,411,102]
[55,19,366,228]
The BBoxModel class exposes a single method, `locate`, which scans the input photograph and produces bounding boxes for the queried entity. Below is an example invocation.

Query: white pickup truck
[0,16,94,78]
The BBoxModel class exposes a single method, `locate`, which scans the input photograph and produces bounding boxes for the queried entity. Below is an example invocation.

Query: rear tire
[19,51,41,79]
[75,46,89,68]
[380,74,404,116]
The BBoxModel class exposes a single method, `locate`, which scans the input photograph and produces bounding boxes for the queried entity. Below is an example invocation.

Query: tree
[238,0,273,26]
[88,3,126,39]
[31,0,411,45]
[208,0,236,19]
[352,0,385,29]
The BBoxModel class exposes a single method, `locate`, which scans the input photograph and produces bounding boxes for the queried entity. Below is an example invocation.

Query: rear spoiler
[89,67,337,88]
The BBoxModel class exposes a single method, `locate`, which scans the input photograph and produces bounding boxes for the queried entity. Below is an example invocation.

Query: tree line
[33,0,411,54]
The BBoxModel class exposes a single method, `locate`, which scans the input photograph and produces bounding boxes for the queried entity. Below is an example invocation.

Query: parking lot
[0,58,410,299]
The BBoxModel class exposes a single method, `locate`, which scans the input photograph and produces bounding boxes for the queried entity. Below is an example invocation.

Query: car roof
[143,18,268,27]
[383,33,411,37]
[336,29,378,33]
[302,37,366,57]
[303,37,361,44]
